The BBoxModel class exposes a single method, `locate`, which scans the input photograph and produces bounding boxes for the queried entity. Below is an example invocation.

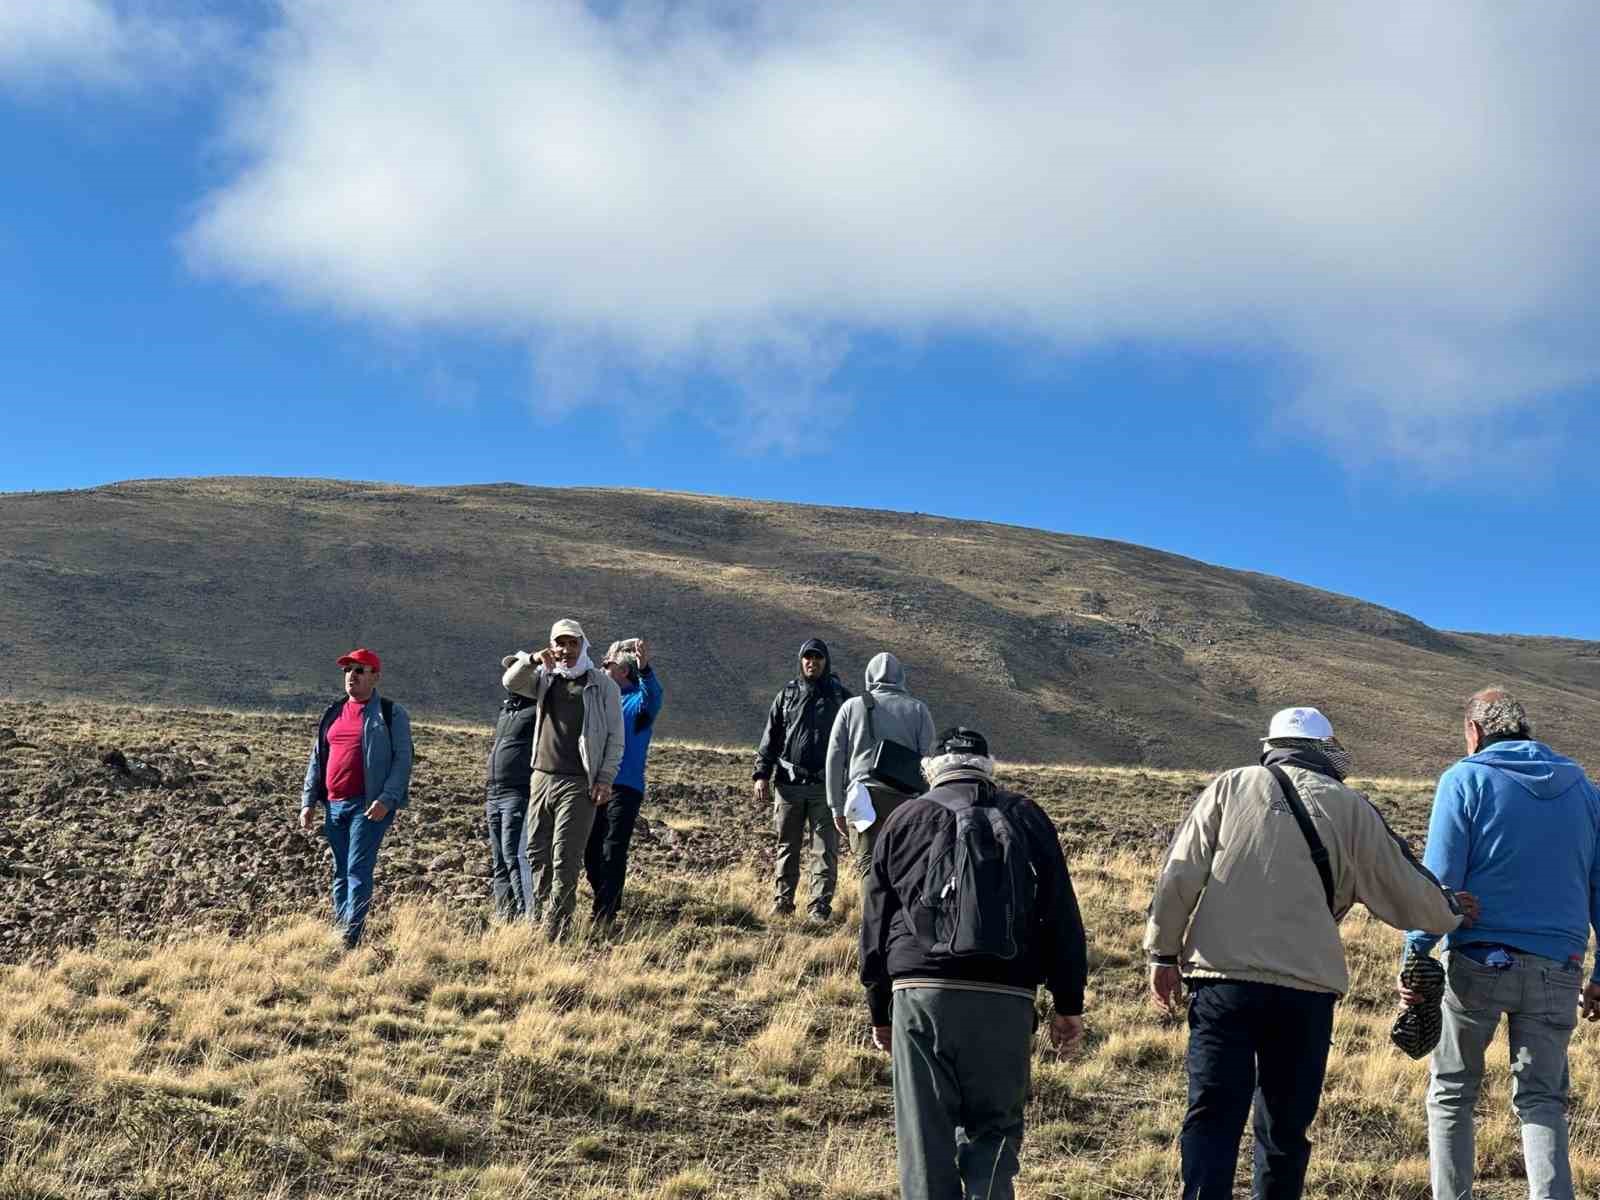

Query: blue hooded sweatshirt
[1406,740,1600,980]
[613,666,665,794]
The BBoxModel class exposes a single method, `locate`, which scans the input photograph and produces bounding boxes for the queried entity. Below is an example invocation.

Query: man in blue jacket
[1400,688,1600,1200]
[299,647,414,948]
[586,637,664,927]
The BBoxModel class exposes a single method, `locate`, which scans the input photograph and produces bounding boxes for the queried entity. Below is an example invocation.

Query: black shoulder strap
[380,697,394,733]
[1266,765,1336,916]
[861,691,876,743]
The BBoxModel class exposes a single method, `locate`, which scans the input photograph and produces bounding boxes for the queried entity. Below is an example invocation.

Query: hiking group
[297,630,1600,1200]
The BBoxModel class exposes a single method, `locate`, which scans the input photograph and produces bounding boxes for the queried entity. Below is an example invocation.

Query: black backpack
[912,783,1038,960]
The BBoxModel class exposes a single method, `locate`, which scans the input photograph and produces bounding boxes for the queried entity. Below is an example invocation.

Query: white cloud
[0,0,234,89]
[182,0,1600,465]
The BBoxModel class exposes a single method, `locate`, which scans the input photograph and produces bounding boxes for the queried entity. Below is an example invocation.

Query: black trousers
[584,784,643,922]
[1180,979,1335,1200]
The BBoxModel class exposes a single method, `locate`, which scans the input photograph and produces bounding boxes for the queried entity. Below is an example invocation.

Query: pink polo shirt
[325,700,367,801]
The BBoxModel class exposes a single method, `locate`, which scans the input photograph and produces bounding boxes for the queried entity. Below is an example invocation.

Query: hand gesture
[754,778,772,804]
[365,800,390,821]
[591,781,612,808]
[537,647,558,671]
[632,638,651,669]
[299,807,316,834]
[1454,890,1481,926]
[871,1024,892,1053]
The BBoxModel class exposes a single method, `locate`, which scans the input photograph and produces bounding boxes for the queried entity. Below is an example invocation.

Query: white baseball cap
[1263,706,1335,742]
[843,781,878,833]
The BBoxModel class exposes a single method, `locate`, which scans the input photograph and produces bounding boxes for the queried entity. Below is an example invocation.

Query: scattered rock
[100,749,130,774]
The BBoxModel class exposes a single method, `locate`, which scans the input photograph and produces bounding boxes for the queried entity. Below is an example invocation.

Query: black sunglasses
[342,665,369,676]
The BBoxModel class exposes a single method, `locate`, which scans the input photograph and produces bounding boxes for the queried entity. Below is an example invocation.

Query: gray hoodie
[825,653,937,817]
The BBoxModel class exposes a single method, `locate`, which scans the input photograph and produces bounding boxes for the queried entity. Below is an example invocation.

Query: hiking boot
[771,900,795,918]
[806,907,833,926]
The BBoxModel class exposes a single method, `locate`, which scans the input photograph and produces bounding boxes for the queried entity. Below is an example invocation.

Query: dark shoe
[806,907,833,926]
[771,900,795,918]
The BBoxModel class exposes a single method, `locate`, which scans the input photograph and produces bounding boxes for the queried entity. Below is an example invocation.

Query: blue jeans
[1180,979,1335,1200]
[486,790,531,920]
[325,799,394,947]
[1428,949,1581,1200]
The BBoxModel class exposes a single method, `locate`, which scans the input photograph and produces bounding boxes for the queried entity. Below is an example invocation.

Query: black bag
[913,784,1037,960]
[1265,764,1336,915]
[861,693,926,796]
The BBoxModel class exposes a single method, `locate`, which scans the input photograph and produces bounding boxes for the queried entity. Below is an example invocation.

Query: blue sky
[3,2,1598,639]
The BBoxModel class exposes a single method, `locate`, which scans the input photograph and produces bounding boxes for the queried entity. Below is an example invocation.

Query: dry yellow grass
[6,847,1598,1198]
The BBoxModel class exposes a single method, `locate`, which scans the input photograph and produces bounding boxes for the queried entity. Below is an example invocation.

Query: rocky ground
[0,698,1439,963]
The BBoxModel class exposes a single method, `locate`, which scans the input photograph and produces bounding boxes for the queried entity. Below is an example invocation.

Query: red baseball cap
[336,648,381,672]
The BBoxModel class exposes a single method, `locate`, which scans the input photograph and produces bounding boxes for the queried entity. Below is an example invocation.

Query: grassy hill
[2,476,1598,774]
[1,700,1592,1199]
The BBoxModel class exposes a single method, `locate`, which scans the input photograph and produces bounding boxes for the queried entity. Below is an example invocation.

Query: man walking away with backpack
[585,637,665,928]
[861,727,1087,1200]
[299,648,413,949]
[826,652,937,878]
[754,638,852,920]
[1145,706,1478,1200]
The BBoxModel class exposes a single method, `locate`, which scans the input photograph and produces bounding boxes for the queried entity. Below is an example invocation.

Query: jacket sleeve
[754,690,786,781]
[300,727,324,809]
[1030,806,1088,1016]
[597,675,625,786]
[378,705,414,810]
[860,819,900,1025]
[1143,776,1227,962]
[1348,792,1461,938]
[1588,783,1600,985]
[639,667,664,730]
[917,703,936,757]
[825,699,858,817]
[503,653,543,699]
[1404,770,1472,958]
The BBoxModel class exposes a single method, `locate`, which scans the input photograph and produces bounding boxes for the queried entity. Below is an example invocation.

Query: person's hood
[865,652,906,693]
[1464,739,1588,801]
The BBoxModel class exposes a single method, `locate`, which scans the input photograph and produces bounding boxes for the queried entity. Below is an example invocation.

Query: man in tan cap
[501,619,624,940]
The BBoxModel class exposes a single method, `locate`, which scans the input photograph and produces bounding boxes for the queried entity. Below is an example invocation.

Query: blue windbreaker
[1406,740,1600,979]
[613,666,665,793]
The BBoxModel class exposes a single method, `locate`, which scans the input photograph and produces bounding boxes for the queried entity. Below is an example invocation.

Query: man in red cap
[299,648,414,948]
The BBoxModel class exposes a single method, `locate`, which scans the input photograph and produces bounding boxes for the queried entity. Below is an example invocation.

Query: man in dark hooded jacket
[754,637,852,920]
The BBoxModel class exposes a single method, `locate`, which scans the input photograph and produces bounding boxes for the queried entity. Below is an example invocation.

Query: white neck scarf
[551,639,593,679]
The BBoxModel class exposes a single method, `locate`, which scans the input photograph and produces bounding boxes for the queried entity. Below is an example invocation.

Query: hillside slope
[2,477,1596,773]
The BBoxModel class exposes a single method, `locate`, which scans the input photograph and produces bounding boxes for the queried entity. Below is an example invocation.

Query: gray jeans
[527,770,598,940]
[773,782,837,914]
[892,986,1034,1200]
[1428,949,1582,1200]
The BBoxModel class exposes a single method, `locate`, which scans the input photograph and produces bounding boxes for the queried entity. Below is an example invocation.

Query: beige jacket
[502,654,624,787]
[1144,762,1462,995]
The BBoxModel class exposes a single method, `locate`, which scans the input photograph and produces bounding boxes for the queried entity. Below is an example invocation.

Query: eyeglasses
[342,665,368,676]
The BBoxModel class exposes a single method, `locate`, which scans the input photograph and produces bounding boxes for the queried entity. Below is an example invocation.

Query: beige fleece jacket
[1144,763,1462,995]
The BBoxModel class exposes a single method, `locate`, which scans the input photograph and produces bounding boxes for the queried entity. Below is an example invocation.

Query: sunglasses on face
[342,665,368,676]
